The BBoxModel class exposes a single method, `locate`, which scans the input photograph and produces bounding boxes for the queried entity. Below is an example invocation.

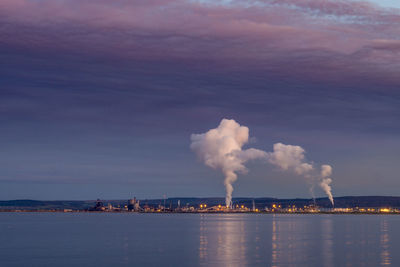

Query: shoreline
[1,210,399,215]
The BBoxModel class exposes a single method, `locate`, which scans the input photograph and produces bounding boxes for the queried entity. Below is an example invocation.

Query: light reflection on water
[380,218,391,265]
[196,214,399,267]
[322,216,334,267]
[199,214,248,266]
[1,213,399,266]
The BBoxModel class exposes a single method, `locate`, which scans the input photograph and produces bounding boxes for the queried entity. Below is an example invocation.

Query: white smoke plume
[320,165,334,206]
[321,164,332,178]
[190,119,267,207]
[191,118,334,207]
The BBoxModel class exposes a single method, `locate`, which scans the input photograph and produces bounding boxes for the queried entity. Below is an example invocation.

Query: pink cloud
[0,0,399,85]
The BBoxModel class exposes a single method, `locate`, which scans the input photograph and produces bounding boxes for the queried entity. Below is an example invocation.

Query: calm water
[1,213,399,266]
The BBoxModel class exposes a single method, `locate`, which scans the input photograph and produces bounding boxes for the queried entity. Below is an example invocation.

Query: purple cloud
[0,0,399,86]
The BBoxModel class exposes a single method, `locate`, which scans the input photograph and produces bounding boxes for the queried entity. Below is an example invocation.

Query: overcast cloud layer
[1,0,400,84]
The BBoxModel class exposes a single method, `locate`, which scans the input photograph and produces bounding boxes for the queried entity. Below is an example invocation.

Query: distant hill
[1,196,400,210]
[0,199,95,210]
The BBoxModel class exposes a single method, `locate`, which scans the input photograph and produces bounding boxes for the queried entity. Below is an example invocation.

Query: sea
[1,213,399,266]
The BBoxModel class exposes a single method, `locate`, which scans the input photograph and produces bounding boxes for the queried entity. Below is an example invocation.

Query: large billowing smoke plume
[190,119,267,207]
[190,119,334,207]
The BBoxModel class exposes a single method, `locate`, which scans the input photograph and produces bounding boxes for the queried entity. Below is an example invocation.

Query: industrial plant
[83,198,400,214]
[2,196,400,214]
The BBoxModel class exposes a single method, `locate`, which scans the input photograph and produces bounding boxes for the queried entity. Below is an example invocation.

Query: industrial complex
[84,198,400,214]
[2,196,400,214]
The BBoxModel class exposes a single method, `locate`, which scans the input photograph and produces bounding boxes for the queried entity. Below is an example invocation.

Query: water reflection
[122,235,130,265]
[216,216,247,266]
[199,215,247,267]
[199,215,208,260]
[271,216,278,266]
[271,215,311,266]
[321,216,333,267]
[380,217,391,265]
[196,214,397,267]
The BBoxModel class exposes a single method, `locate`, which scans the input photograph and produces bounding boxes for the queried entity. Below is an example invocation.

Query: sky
[373,0,400,8]
[1,0,400,200]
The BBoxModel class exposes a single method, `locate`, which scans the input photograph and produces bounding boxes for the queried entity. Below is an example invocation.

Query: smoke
[321,164,332,178]
[320,165,334,206]
[190,119,267,207]
[267,142,316,201]
[267,143,335,206]
[191,118,334,207]
[267,143,314,175]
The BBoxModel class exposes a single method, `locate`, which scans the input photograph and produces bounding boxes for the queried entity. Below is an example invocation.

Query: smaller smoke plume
[320,165,334,206]
[267,143,334,206]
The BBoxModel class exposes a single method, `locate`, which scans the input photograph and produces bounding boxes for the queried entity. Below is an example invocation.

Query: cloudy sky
[1,0,400,200]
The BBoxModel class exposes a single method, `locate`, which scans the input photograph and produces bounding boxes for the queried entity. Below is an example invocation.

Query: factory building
[128,197,141,211]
